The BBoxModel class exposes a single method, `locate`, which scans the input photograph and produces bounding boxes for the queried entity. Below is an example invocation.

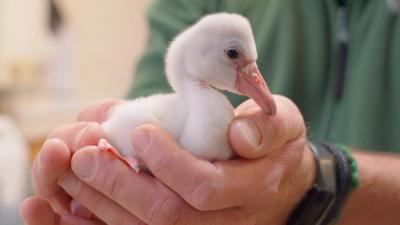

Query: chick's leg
[97,138,141,173]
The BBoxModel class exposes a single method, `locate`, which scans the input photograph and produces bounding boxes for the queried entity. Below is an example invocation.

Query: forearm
[336,150,400,225]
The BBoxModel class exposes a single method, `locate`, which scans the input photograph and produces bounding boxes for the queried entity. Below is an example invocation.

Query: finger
[32,139,72,214]
[229,96,306,159]
[58,159,147,225]
[34,122,105,192]
[48,122,106,152]
[20,197,105,225]
[20,196,59,225]
[70,146,196,225]
[69,147,249,225]
[33,123,106,213]
[77,99,123,123]
[132,125,242,211]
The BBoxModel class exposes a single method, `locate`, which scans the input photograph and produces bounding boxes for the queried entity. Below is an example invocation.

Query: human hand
[53,95,316,225]
[20,99,123,225]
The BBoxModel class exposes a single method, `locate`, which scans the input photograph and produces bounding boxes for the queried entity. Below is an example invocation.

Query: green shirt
[128,0,400,153]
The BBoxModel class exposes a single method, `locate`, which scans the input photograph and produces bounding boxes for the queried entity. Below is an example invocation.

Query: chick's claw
[125,156,141,173]
[97,138,141,173]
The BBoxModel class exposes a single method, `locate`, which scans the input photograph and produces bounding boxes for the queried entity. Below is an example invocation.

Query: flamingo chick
[101,13,277,171]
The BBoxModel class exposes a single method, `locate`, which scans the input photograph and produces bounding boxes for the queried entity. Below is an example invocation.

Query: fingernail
[70,199,93,219]
[58,173,81,195]
[73,124,93,150]
[133,128,151,154]
[72,153,96,180]
[232,119,261,149]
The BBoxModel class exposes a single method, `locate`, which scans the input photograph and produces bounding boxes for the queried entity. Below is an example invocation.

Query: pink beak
[235,62,276,115]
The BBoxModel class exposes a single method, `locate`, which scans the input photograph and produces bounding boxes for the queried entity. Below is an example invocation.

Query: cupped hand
[52,95,316,225]
[20,99,123,225]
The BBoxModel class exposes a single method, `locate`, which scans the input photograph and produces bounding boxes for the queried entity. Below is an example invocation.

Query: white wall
[0,0,48,89]
[0,0,151,140]
[0,0,150,98]
[58,0,150,101]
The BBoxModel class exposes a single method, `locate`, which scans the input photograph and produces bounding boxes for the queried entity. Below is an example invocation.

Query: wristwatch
[287,142,337,225]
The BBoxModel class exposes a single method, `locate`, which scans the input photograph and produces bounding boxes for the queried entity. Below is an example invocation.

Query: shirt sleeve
[127,0,212,98]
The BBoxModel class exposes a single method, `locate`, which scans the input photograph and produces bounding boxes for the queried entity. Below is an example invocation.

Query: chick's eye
[226,48,239,59]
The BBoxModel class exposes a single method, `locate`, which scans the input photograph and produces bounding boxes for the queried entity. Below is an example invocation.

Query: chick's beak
[235,62,277,115]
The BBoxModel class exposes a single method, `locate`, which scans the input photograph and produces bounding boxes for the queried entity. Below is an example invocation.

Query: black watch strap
[317,142,354,224]
[287,142,337,225]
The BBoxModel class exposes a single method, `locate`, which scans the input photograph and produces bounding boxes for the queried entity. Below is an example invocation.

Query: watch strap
[287,142,337,225]
[287,141,357,225]
[318,142,354,224]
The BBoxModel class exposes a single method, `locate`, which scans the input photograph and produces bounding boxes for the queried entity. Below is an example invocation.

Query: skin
[20,98,400,225]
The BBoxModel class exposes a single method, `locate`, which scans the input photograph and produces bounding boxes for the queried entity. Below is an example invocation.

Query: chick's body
[102,91,234,161]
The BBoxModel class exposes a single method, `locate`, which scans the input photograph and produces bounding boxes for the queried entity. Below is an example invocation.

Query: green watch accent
[335,143,360,189]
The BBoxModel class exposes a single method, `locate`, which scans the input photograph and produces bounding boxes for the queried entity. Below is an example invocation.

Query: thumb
[229,96,306,159]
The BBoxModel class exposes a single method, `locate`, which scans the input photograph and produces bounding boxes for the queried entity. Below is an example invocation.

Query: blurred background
[0,0,150,224]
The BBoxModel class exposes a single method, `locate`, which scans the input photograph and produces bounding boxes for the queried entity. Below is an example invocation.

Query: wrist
[287,142,359,225]
[277,142,317,223]
[288,143,318,213]
[300,143,318,194]
[260,141,317,225]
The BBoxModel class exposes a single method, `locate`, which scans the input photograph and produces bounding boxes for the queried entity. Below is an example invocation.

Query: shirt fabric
[128,0,400,153]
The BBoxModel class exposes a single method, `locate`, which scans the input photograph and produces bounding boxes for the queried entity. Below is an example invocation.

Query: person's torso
[212,0,400,152]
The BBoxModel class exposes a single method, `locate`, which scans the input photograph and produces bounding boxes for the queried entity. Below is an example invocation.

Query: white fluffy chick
[101,13,276,171]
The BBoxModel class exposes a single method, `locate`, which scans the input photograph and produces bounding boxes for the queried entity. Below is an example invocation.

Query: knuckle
[150,154,172,176]
[148,195,186,225]
[101,171,125,199]
[31,164,47,194]
[47,126,66,139]
[76,122,104,147]
[32,183,49,199]
[83,192,104,209]
[48,122,87,139]
[31,160,60,198]
[276,95,303,124]
[276,95,295,108]
[185,178,217,211]
[263,95,305,144]
[280,99,305,140]
[77,101,101,121]
[77,98,122,122]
